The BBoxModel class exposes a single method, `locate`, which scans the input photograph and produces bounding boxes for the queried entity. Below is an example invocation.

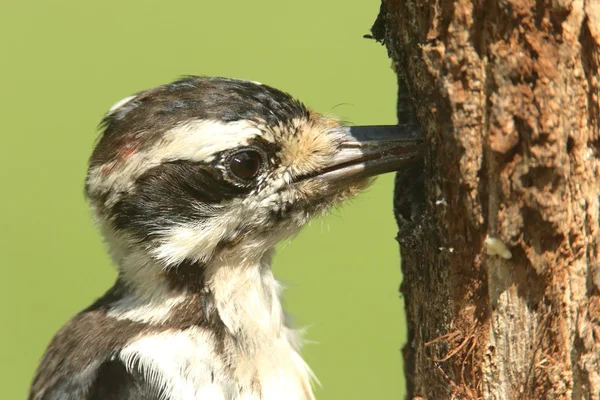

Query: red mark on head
[100,145,138,176]
[121,146,137,158]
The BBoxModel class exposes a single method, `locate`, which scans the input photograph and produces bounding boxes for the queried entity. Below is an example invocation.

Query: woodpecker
[29,76,422,400]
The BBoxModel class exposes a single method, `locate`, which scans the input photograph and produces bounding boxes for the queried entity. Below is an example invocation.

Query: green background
[1,1,406,398]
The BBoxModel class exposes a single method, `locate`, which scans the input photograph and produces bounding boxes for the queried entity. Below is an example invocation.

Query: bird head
[85,77,421,279]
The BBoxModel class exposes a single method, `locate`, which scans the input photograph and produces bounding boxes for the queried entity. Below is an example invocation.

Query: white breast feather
[118,254,316,400]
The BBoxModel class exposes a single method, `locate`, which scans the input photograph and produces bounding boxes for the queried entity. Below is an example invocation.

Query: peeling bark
[373,0,600,398]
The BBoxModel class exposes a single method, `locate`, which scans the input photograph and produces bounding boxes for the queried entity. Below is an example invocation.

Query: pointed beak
[298,124,424,184]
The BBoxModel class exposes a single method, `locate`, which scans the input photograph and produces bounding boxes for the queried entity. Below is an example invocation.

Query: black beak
[310,124,424,183]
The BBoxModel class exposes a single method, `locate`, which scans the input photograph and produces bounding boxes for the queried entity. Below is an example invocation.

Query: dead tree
[372,0,600,398]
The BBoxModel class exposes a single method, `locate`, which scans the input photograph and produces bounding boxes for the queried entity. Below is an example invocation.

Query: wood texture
[373,1,600,398]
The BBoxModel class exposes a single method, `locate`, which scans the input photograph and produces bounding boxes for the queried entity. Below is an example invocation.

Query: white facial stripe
[161,119,266,163]
[151,215,238,265]
[87,119,270,205]
[149,183,311,268]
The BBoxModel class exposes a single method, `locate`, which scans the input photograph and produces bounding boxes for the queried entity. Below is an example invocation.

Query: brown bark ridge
[372,0,600,399]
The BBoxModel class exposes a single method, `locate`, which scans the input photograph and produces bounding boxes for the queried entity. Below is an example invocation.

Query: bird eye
[228,150,263,181]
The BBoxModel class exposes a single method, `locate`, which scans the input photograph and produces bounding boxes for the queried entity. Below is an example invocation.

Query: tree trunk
[372,0,600,398]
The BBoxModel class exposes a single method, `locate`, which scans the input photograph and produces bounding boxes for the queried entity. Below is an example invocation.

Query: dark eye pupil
[229,151,262,181]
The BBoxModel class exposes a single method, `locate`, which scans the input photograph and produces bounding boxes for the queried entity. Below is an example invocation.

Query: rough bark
[372,0,600,398]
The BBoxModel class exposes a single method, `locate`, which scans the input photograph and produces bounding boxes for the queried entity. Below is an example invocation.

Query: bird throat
[112,248,288,348]
[101,249,315,399]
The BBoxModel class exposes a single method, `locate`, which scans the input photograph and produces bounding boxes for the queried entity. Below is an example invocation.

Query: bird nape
[29,76,423,400]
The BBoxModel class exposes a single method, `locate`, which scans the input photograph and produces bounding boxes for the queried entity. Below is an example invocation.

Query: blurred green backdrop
[0,1,406,398]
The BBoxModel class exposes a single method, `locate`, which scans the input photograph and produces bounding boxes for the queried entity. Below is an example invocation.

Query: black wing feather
[37,358,166,400]
[29,282,166,400]
[88,358,166,400]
